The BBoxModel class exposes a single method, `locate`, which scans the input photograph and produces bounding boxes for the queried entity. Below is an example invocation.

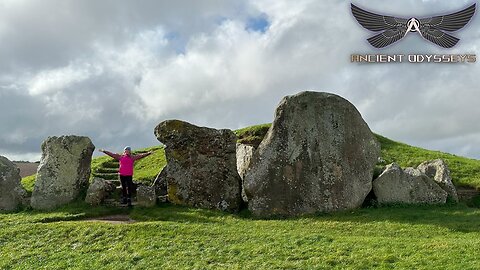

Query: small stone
[373,163,447,204]
[85,178,116,206]
[417,159,458,203]
[136,185,156,207]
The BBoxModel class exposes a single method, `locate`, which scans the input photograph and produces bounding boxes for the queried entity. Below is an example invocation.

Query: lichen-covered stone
[0,156,28,211]
[154,120,242,212]
[244,91,380,217]
[373,163,447,204]
[236,143,255,202]
[31,136,95,210]
[85,178,116,206]
[417,159,458,203]
[136,185,156,207]
[153,167,167,197]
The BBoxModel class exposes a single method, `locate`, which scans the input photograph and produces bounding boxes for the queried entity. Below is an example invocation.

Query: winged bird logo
[351,3,476,48]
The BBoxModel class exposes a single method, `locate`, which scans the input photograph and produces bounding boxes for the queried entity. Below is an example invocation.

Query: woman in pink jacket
[99,146,153,206]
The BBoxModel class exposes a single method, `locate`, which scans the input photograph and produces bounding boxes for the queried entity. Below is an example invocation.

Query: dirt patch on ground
[85,214,136,224]
[14,162,39,178]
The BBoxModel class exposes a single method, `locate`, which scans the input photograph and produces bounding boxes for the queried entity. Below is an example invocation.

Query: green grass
[1,203,480,269]
[20,175,36,196]
[131,146,167,184]
[234,123,271,147]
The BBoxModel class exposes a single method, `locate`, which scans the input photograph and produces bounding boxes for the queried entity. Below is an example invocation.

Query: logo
[351,3,476,48]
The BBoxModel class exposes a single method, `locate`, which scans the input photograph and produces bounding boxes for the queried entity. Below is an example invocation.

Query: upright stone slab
[236,143,255,202]
[0,156,28,211]
[31,136,95,210]
[417,159,458,203]
[244,91,380,217]
[154,120,242,212]
[373,163,447,204]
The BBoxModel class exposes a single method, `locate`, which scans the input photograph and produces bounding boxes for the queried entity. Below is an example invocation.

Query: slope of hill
[235,124,480,189]
[21,124,480,193]
[21,146,166,195]
[90,146,166,184]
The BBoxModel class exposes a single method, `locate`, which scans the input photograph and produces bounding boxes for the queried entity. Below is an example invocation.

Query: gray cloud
[1,0,480,161]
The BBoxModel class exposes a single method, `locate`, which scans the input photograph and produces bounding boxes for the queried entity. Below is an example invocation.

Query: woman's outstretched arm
[133,151,154,161]
[99,149,122,160]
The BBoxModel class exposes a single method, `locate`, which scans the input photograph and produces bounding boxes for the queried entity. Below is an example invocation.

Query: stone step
[102,161,120,169]
[103,198,138,207]
[92,172,119,180]
[96,167,119,174]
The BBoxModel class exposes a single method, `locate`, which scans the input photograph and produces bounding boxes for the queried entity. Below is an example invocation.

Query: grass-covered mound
[235,124,480,189]
[1,203,480,268]
[21,123,480,192]
[234,123,271,146]
[376,135,480,188]
[90,146,166,185]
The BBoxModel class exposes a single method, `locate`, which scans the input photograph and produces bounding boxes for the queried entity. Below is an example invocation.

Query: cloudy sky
[1,0,479,161]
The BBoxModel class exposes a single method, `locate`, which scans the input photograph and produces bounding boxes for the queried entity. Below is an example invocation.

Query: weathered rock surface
[136,185,156,207]
[373,163,447,204]
[31,136,95,210]
[0,156,28,211]
[153,167,167,197]
[152,167,168,203]
[417,159,458,202]
[244,91,380,217]
[85,178,116,206]
[154,120,242,212]
[236,143,255,202]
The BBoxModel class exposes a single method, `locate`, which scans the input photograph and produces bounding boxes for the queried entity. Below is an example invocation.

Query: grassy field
[1,203,480,269]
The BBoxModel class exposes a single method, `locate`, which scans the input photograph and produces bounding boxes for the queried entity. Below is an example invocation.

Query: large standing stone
[244,91,380,217]
[417,159,458,203]
[373,163,447,204]
[236,143,255,202]
[31,136,95,210]
[0,156,28,211]
[154,120,242,212]
[85,178,116,206]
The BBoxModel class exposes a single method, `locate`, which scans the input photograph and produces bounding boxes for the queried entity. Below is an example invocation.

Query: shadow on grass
[5,201,480,233]
[126,202,480,233]
[311,203,480,233]
[130,203,233,224]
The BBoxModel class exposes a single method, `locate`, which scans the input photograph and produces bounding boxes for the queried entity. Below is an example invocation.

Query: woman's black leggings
[120,175,134,199]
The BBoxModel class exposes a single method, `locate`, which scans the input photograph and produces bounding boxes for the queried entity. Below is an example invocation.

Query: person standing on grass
[99,146,153,206]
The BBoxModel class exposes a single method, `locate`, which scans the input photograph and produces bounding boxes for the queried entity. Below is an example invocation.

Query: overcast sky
[1,0,479,161]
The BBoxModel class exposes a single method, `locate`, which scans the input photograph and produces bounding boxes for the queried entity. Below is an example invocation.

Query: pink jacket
[103,151,151,176]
